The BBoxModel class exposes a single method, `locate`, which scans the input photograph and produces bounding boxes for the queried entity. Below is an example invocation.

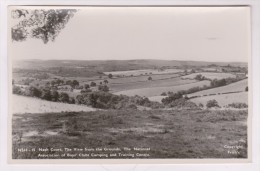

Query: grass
[12,94,95,114]
[188,79,248,97]
[190,92,248,107]
[12,109,247,159]
[104,69,184,77]
[114,80,210,97]
[182,72,236,80]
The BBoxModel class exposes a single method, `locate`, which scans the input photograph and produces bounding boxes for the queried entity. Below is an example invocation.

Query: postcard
[8,6,251,164]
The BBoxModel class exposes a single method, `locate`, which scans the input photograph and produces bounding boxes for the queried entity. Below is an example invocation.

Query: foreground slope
[12,95,95,114]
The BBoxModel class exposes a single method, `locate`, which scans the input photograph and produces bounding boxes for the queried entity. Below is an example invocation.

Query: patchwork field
[182,72,236,80]
[188,79,248,98]
[114,80,211,97]
[190,92,248,107]
[12,109,247,159]
[12,95,95,114]
[104,69,184,77]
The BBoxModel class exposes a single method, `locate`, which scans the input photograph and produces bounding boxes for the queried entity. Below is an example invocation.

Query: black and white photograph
[9,6,251,162]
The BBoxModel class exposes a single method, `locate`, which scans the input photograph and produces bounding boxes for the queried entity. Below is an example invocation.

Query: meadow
[188,79,248,97]
[12,109,248,159]
[115,80,211,97]
[182,72,236,80]
[190,92,248,107]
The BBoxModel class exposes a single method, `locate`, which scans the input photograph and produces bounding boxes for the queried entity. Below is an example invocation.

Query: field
[115,80,211,97]
[12,95,95,114]
[182,72,236,80]
[188,79,248,97]
[190,92,248,107]
[104,69,184,77]
[12,109,247,159]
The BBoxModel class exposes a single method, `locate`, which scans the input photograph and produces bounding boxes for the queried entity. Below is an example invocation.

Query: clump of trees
[206,99,220,108]
[13,85,74,104]
[194,74,206,81]
[75,92,162,109]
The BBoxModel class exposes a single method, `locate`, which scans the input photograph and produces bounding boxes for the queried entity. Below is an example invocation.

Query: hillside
[188,79,248,98]
[12,95,96,114]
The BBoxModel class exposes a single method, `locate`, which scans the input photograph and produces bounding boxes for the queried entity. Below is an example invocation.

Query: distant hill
[13,59,248,70]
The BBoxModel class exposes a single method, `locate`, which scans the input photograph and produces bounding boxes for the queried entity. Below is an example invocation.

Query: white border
[1,0,260,171]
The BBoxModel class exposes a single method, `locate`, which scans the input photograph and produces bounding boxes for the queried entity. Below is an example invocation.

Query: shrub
[161,92,167,96]
[41,88,52,101]
[148,76,152,81]
[13,85,22,95]
[227,103,248,109]
[24,86,42,98]
[194,74,206,81]
[98,84,109,92]
[59,92,70,103]
[108,74,113,79]
[90,82,96,87]
[84,84,90,89]
[206,99,220,108]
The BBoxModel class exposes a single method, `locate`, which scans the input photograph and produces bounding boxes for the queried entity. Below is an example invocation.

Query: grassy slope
[188,79,248,97]
[12,109,248,159]
[12,95,95,114]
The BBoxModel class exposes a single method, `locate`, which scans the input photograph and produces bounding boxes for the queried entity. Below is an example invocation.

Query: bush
[59,92,70,103]
[227,103,248,109]
[24,86,42,98]
[90,82,96,87]
[206,99,220,108]
[13,86,22,95]
[161,92,167,96]
[108,74,113,79]
[98,84,109,92]
[194,74,206,81]
[167,98,199,109]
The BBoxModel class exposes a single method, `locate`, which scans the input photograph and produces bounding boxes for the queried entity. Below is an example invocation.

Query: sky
[10,7,250,62]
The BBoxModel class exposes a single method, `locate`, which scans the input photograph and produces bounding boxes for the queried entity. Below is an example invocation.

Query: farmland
[115,80,211,97]
[188,79,248,97]
[190,92,248,107]
[104,68,184,77]
[182,72,236,80]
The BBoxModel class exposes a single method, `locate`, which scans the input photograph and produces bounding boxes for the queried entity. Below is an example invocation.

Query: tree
[108,74,113,79]
[98,85,109,92]
[13,85,22,95]
[206,99,220,108]
[148,76,152,81]
[84,84,90,89]
[51,90,59,102]
[194,74,205,81]
[11,9,77,43]
[71,80,79,89]
[90,82,96,87]
[59,92,70,103]
[25,86,42,97]
[41,88,52,101]
[104,80,109,84]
